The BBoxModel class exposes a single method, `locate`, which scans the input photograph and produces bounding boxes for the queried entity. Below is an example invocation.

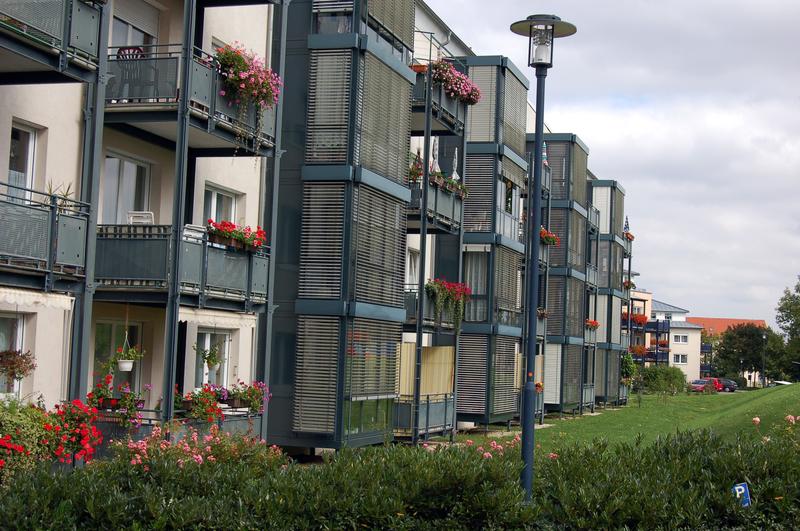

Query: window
[650,312,656,319]
[203,187,236,223]
[673,334,688,344]
[406,248,420,286]
[0,314,24,395]
[103,155,150,223]
[673,354,688,364]
[93,322,142,394]
[195,331,230,388]
[315,13,352,34]
[8,124,35,199]
[664,313,672,321]
[110,0,159,49]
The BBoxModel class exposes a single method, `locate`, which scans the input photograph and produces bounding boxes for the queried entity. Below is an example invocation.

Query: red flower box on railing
[623,231,635,241]
[631,314,649,327]
[585,319,600,330]
[430,59,480,105]
[540,227,560,246]
[629,345,646,356]
[207,219,266,250]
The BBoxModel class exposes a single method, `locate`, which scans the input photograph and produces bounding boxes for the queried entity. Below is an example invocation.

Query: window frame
[111,15,157,48]
[103,152,151,224]
[0,313,24,395]
[93,321,144,394]
[203,185,237,223]
[8,123,36,197]
[195,329,231,388]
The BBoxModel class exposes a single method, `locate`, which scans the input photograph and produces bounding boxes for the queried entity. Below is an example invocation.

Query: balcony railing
[105,45,276,147]
[623,237,632,256]
[618,384,629,404]
[404,286,453,328]
[412,72,467,130]
[0,181,88,280]
[95,225,269,307]
[497,210,522,242]
[587,205,600,229]
[621,331,630,349]
[584,328,597,344]
[408,182,462,230]
[586,264,598,286]
[496,306,523,328]
[582,383,595,407]
[394,393,455,437]
[0,0,102,67]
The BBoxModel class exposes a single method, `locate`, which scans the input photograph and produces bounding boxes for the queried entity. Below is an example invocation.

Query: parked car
[689,378,723,393]
[718,378,738,392]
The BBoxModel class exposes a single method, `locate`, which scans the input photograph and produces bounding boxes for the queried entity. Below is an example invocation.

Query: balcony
[407,181,462,233]
[618,383,629,404]
[497,210,523,243]
[394,393,455,437]
[105,45,276,154]
[584,328,597,345]
[582,383,595,408]
[496,306,523,328]
[0,0,103,82]
[623,237,632,257]
[0,182,88,289]
[587,205,600,230]
[94,225,269,311]
[586,264,598,286]
[621,331,630,349]
[404,286,453,330]
[411,72,466,135]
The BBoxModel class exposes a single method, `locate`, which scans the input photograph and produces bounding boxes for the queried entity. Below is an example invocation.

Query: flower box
[224,397,247,409]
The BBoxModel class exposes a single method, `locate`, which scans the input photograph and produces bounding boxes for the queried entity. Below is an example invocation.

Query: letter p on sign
[732,483,751,507]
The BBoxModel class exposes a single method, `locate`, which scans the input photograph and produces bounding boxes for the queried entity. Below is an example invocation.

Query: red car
[690,378,723,392]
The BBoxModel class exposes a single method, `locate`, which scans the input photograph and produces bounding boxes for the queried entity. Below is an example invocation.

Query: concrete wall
[669,327,701,381]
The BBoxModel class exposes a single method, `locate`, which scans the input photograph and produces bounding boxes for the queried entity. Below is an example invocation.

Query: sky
[425,0,800,329]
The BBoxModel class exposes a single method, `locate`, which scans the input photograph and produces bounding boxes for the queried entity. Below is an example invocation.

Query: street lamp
[762,332,767,388]
[510,14,576,503]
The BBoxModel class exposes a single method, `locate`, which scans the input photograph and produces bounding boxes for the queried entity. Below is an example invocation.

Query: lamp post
[510,14,576,503]
[762,332,767,388]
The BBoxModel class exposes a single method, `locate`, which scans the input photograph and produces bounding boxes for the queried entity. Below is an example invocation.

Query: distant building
[686,317,767,337]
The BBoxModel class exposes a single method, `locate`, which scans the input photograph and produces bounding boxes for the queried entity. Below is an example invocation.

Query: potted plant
[207,219,267,250]
[187,384,224,423]
[193,343,223,371]
[430,59,481,105]
[408,151,423,184]
[228,380,269,414]
[535,381,544,394]
[540,227,560,246]
[114,345,143,373]
[623,279,636,290]
[0,349,36,390]
[585,319,600,330]
[536,307,549,320]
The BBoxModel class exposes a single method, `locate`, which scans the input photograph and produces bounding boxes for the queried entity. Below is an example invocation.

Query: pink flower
[786,415,796,425]
[482,452,492,459]
[422,443,429,448]
[465,439,473,446]
[193,454,203,464]
[752,417,761,426]
[548,452,559,460]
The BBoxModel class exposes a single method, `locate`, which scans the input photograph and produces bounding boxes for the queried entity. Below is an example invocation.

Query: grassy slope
[445,385,800,451]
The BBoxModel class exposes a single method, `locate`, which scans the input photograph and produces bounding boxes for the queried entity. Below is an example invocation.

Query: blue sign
[732,483,751,507]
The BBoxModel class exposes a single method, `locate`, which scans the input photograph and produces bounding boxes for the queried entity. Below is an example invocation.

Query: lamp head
[510,14,576,68]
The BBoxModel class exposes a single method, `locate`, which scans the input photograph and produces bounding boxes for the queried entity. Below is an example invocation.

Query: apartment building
[651,300,701,381]
[0,0,282,431]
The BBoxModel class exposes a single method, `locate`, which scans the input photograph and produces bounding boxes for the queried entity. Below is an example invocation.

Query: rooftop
[686,317,768,335]
[652,300,690,313]
[669,321,703,330]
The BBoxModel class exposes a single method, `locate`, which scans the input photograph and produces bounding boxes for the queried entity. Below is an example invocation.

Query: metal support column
[162,0,197,422]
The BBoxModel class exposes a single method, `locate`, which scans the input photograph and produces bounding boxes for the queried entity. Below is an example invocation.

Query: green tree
[715,323,769,378]
[776,276,800,341]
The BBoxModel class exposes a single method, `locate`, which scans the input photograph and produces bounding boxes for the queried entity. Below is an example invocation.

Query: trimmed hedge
[1,428,799,529]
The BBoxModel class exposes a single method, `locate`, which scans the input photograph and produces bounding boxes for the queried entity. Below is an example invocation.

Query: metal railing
[496,306,523,328]
[404,285,453,327]
[621,331,630,349]
[106,44,276,145]
[394,393,455,436]
[586,264,598,286]
[95,224,269,305]
[0,181,89,279]
[584,328,597,344]
[411,72,467,127]
[582,383,595,407]
[587,205,600,229]
[497,210,523,242]
[408,181,462,229]
[618,384,629,404]
[0,0,102,64]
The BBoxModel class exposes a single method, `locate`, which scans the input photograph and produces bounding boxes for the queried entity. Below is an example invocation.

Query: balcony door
[0,314,23,395]
[102,155,150,224]
[93,322,142,395]
[7,124,35,201]
[194,331,230,388]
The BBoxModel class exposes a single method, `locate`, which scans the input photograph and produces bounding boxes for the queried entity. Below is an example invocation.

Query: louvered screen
[597,294,609,343]
[495,247,522,312]
[457,334,488,414]
[547,276,565,335]
[313,0,354,12]
[306,50,352,165]
[571,144,588,206]
[345,318,400,398]
[298,183,345,299]
[549,209,567,266]
[569,210,586,272]
[500,156,526,189]
[610,242,623,291]
[607,351,620,398]
[501,74,527,158]
[543,343,561,404]
[466,66,496,142]
[463,154,495,232]
[611,296,622,344]
[612,188,625,238]
[359,53,411,184]
[563,344,582,405]
[293,316,340,433]
[548,142,568,200]
[598,240,610,288]
[367,0,414,49]
[492,336,518,415]
[566,277,585,337]
[594,348,607,396]
[353,186,406,307]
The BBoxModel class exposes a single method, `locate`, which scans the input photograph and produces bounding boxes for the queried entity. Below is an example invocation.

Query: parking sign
[732,483,751,507]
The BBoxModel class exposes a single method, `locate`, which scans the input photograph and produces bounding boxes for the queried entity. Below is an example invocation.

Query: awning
[178,307,258,329]
[0,287,74,311]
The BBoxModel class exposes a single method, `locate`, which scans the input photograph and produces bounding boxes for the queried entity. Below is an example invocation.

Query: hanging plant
[631,314,649,327]
[430,59,481,105]
[0,349,36,384]
[408,151,423,183]
[114,345,144,373]
[623,279,636,290]
[193,343,223,370]
[540,227,560,246]
[424,278,472,331]
[629,345,646,356]
[585,319,600,330]
[215,42,282,151]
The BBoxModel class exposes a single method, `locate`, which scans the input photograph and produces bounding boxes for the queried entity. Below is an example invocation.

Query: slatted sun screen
[492,336,519,415]
[563,344,583,406]
[305,50,352,165]
[547,276,565,336]
[298,183,345,299]
[312,0,354,13]
[293,316,340,433]
[567,277,585,337]
[345,318,401,399]
[501,73,527,158]
[571,144,588,206]
[466,66,497,143]
[359,53,411,184]
[612,187,625,238]
[366,0,415,49]
[548,208,568,267]
[569,210,586,272]
[463,154,495,232]
[495,247,522,313]
[353,186,406,308]
[456,334,488,414]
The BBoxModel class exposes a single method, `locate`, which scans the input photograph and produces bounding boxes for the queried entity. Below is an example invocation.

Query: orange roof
[686,317,767,335]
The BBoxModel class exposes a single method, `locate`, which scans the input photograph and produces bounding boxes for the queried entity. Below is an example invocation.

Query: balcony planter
[224,397,246,409]
[208,233,245,250]
[411,63,428,73]
[117,359,134,372]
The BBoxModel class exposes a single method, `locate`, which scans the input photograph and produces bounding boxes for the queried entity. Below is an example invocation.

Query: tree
[714,323,770,378]
[776,276,800,341]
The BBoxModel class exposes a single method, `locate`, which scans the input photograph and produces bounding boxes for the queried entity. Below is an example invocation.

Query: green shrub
[641,365,687,396]
[0,400,49,486]
[1,423,800,529]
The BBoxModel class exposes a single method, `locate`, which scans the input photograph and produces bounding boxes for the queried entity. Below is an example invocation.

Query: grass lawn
[439,384,799,451]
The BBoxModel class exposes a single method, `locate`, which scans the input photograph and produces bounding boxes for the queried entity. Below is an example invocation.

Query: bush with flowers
[0,349,36,388]
[41,399,102,465]
[540,226,560,246]
[215,42,281,147]
[430,59,481,105]
[0,400,48,486]
[185,384,224,423]
[207,218,267,249]
[228,380,269,414]
[424,278,472,331]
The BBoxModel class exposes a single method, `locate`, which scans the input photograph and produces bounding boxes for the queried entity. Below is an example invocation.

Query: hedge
[1,420,799,529]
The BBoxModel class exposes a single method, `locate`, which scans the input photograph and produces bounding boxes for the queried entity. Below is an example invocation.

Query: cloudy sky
[426,0,800,329]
